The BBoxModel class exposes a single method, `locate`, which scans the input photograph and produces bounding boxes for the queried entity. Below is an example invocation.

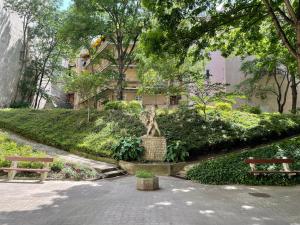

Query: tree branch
[262,0,297,58]
[283,0,297,22]
[275,7,295,25]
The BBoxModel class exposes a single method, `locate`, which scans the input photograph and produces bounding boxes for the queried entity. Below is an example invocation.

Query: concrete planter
[136,176,159,191]
[119,160,186,176]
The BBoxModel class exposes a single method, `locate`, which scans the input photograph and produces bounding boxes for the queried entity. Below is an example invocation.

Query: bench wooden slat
[1,156,53,182]
[0,168,50,173]
[5,156,53,163]
[245,159,294,164]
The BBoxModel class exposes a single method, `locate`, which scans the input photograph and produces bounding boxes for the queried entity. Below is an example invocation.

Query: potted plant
[136,170,159,191]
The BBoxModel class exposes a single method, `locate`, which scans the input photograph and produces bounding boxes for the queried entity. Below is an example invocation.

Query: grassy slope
[0,109,145,158]
[187,136,300,185]
[1,108,300,160]
[158,109,300,157]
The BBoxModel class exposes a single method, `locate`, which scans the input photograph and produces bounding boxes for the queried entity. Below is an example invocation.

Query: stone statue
[141,105,161,137]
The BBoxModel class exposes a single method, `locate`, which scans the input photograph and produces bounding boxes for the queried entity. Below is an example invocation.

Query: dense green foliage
[1,108,300,161]
[0,109,145,158]
[136,170,154,178]
[158,108,300,157]
[112,137,144,161]
[214,102,232,111]
[187,136,300,185]
[165,141,189,163]
[238,104,262,114]
[104,101,143,115]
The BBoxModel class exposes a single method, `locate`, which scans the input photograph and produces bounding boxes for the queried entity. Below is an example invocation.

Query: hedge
[187,136,300,185]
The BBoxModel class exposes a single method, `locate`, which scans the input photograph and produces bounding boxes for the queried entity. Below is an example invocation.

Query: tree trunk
[116,73,124,100]
[294,21,300,113]
[87,99,90,122]
[290,74,298,114]
[278,104,284,114]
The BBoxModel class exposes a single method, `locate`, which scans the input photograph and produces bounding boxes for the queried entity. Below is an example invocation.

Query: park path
[1,129,117,172]
[1,176,299,225]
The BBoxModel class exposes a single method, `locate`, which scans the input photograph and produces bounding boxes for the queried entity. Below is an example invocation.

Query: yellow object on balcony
[91,35,106,48]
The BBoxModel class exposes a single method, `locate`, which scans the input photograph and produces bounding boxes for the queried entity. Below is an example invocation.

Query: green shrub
[112,137,144,161]
[104,101,126,111]
[195,103,215,111]
[136,170,154,178]
[238,104,261,114]
[51,160,65,172]
[104,100,142,115]
[62,163,97,180]
[215,102,232,111]
[126,101,143,114]
[165,141,189,162]
[9,101,30,108]
[187,136,300,185]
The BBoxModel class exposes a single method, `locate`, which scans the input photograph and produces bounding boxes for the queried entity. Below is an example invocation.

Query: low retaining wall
[119,160,186,176]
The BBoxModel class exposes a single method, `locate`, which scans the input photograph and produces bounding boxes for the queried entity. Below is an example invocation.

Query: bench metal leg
[7,161,18,181]
[248,157,259,175]
[7,170,16,181]
[282,157,296,178]
[40,162,49,182]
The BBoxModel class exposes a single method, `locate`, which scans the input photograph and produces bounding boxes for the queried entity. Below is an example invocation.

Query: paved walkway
[0,176,299,225]
[2,130,116,171]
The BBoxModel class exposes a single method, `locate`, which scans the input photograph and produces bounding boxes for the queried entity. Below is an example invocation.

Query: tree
[240,58,293,113]
[216,21,299,113]
[60,0,147,100]
[190,79,232,120]
[137,47,238,117]
[136,46,207,97]
[31,8,63,109]
[141,0,300,113]
[63,71,108,122]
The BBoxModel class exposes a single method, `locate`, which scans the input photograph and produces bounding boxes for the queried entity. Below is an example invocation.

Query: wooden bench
[0,156,53,182]
[245,157,300,177]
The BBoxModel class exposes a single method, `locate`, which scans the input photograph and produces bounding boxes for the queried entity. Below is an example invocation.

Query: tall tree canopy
[60,0,147,100]
[141,1,297,68]
[141,0,300,112]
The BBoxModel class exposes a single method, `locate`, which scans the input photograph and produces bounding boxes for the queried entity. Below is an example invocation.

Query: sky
[61,0,72,10]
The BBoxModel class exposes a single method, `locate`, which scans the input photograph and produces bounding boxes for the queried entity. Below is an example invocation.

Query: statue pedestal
[141,136,167,162]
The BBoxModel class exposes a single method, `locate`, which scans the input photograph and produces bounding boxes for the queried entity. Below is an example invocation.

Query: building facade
[72,42,181,110]
[207,51,300,113]
[71,41,300,113]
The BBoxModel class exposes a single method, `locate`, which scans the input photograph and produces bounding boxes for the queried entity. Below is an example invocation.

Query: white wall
[0,0,23,107]
[207,51,300,113]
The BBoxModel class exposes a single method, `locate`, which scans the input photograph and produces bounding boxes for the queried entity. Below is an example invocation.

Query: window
[135,96,143,101]
[170,96,181,105]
